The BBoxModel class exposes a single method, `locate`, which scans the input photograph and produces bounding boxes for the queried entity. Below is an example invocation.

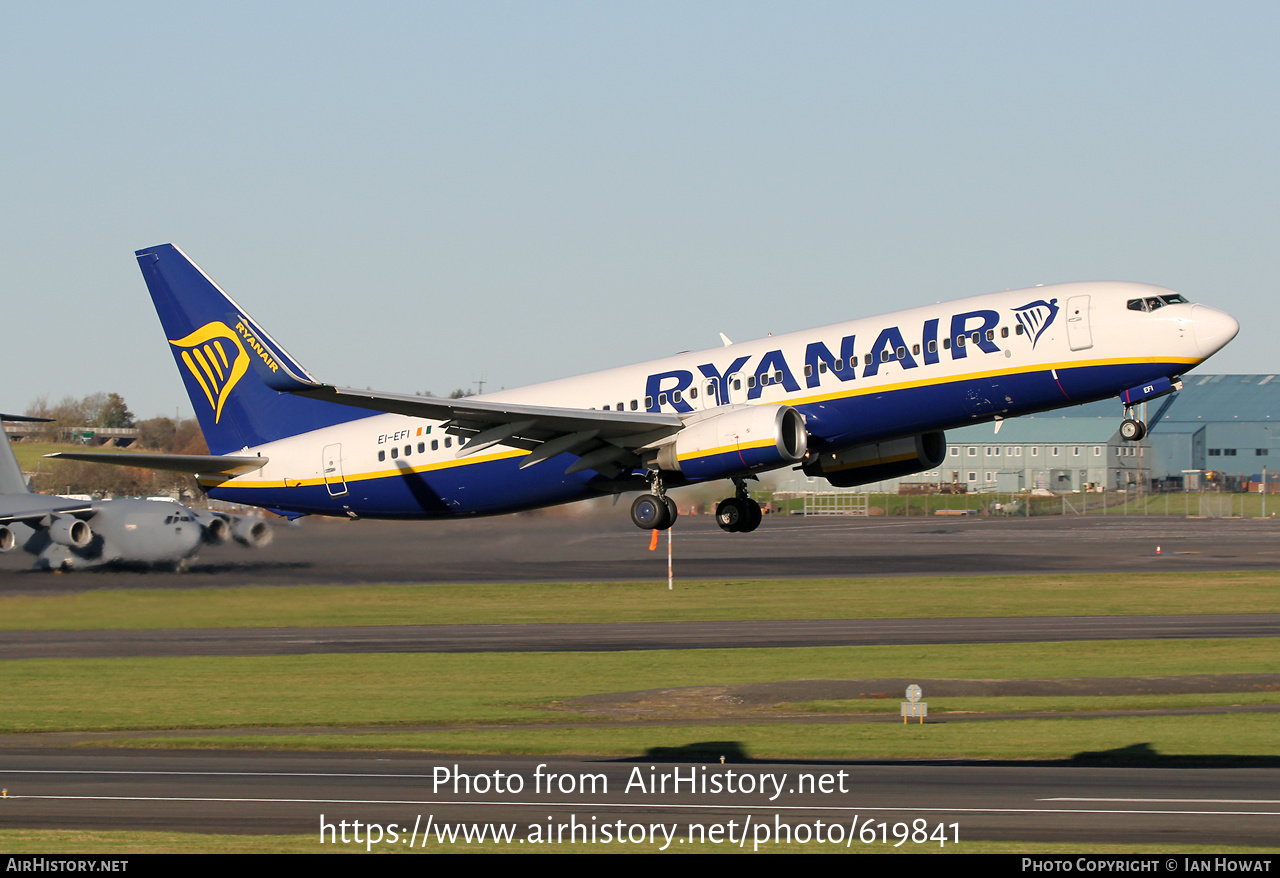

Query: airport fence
[769,490,1280,519]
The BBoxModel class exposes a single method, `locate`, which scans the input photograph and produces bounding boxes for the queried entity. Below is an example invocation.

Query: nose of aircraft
[1190,304,1240,360]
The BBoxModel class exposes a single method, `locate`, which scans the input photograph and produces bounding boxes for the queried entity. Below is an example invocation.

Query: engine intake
[49,516,93,548]
[232,517,273,548]
[656,405,809,481]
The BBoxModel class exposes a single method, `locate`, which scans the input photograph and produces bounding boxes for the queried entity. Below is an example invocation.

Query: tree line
[21,393,209,499]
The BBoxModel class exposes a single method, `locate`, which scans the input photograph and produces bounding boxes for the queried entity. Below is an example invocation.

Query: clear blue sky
[3,1,1276,420]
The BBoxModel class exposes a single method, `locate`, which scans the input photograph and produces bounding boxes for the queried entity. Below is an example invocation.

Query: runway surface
[3,511,1279,849]
[2,509,1279,589]
[6,614,1280,659]
[3,750,1278,847]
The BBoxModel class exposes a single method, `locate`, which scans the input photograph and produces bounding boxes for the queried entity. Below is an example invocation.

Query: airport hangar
[774,374,1280,495]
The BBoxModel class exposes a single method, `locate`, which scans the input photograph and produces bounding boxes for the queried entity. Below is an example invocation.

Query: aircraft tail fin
[0,415,46,495]
[136,245,371,454]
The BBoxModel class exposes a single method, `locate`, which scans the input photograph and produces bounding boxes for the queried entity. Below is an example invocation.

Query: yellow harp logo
[169,323,249,424]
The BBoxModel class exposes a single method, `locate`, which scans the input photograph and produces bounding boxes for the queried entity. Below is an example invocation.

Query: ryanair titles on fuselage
[644,300,1059,412]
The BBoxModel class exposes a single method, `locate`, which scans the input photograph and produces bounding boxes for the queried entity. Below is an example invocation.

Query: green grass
[4,571,1280,630]
[9,441,77,473]
[3,639,1278,735]
[793,692,1280,714]
[102,713,1280,762]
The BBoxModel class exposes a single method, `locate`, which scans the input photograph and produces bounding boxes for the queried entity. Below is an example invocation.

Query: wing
[288,384,684,477]
[42,452,269,480]
[0,495,94,525]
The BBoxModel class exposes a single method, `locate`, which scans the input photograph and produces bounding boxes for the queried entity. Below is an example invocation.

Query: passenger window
[645,396,653,408]
[986,330,995,341]
[659,392,668,405]
[1015,324,1025,335]
[603,404,610,411]
[391,447,398,459]
[616,401,624,409]
[928,340,937,353]
[378,450,385,462]
[774,370,783,383]
[432,440,438,451]
[956,335,965,347]
[912,344,920,355]
[1000,327,1009,339]
[747,377,756,389]
[445,437,451,448]
[971,331,981,344]
[864,354,872,365]
[834,359,844,371]
[631,400,638,410]
[417,442,424,453]
[880,350,889,362]
[405,445,411,456]
[896,346,906,359]
[673,391,682,403]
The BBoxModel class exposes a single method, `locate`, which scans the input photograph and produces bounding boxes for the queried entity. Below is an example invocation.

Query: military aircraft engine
[49,517,92,548]
[231,517,273,548]
[192,510,231,544]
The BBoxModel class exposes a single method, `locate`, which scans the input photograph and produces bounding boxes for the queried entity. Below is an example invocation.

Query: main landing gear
[715,477,762,534]
[628,474,763,533]
[630,472,678,531]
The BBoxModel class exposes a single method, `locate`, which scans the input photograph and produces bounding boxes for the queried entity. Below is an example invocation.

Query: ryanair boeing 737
[52,245,1239,533]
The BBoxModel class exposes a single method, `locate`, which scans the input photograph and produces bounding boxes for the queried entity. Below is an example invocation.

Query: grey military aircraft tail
[0,413,270,571]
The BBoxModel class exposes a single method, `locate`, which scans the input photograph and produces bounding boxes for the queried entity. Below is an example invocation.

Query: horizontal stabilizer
[44,452,269,478]
[0,414,55,423]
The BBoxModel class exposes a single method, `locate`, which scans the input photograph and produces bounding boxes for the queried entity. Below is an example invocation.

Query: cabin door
[1065,295,1093,351]
[323,443,348,497]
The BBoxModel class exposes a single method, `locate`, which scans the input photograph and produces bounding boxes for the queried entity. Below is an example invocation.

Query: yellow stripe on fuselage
[203,447,528,490]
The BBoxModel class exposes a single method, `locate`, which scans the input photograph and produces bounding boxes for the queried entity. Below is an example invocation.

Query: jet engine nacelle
[656,404,809,481]
[802,431,947,488]
[0,526,14,553]
[231,516,273,548]
[49,516,93,548]
[192,510,231,545]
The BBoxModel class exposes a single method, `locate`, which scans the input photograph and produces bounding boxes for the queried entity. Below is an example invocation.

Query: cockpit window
[1126,294,1190,312]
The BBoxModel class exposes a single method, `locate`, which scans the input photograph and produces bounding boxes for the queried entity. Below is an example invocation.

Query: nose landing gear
[1120,407,1147,442]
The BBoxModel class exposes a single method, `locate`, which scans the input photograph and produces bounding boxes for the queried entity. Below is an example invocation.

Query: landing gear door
[1066,295,1093,351]
[323,443,348,497]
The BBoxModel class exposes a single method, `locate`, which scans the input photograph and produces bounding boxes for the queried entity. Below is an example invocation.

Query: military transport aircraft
[51,245,1238,533]
[2,413,270,570]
